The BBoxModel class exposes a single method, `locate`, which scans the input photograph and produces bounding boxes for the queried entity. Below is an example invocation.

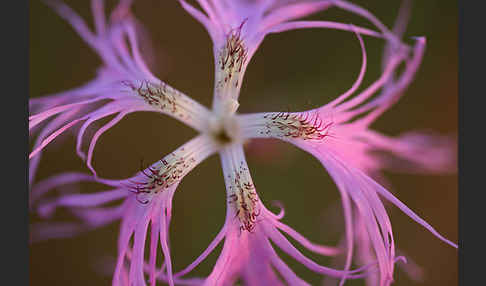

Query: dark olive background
[30,0,457,285]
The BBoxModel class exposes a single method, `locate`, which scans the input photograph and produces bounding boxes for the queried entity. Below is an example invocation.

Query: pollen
[261,112,333,141]
[227,162,260,233]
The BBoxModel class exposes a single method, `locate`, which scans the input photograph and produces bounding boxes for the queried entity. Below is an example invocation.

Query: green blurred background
[30,0,457,285]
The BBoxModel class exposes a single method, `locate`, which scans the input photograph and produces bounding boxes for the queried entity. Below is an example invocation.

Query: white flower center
[207,111,242,146]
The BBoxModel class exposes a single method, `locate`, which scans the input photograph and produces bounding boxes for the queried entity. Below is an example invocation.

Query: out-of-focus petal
[31,136,218,285]
[30,0,212,179]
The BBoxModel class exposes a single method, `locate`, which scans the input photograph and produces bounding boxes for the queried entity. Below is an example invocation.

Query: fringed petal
[178,0,221,45]
[273,220,340,256]
[173,226,227,278]
[362,130,457,174]
[30,0,211,180]
[294,143,457,284]
[31,136,217,286]
[37,188,128,218]
[185,0,404,107]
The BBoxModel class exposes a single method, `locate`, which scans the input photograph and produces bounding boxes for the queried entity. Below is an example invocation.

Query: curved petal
[293,142,457,283]
[30,0,211,178]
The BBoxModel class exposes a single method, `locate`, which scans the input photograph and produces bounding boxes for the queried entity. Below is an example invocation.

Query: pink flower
[30,1,457,285]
